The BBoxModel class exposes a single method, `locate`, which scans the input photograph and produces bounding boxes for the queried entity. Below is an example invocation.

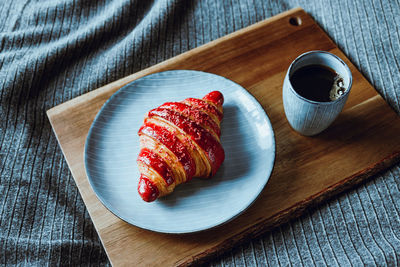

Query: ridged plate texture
[84,70,275,233]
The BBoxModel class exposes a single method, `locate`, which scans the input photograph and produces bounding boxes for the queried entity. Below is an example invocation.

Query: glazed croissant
[137,91,225,202]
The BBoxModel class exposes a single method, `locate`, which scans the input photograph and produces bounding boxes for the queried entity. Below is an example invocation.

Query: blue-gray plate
[84,70,275,234]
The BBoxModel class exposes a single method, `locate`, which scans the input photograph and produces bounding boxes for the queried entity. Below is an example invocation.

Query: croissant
[137,91,225,202]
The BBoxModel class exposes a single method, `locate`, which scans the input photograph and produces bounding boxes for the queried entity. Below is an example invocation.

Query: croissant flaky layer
[137,91,225,202]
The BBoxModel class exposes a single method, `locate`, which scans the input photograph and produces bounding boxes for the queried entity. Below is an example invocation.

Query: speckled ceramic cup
[282,51,352,136]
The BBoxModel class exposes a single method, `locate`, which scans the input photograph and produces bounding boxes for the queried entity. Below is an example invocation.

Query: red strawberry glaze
[148,108,225,175]
[138,123,196,180]
[158,102,221,137]
[137,148,174,186]
[184,98,223,121]
[203,91,224,107]
[138,175,159,202]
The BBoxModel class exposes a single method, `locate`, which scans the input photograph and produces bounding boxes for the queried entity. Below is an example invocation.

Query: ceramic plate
[84,70,275,234]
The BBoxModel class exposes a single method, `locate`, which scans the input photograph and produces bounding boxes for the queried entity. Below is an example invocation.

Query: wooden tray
[47,8,400,266]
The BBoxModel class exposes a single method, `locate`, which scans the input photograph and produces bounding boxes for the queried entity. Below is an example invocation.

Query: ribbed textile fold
[1,0,399,266]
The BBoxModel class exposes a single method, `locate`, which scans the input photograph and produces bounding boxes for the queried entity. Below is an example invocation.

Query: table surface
[1,0,400,266]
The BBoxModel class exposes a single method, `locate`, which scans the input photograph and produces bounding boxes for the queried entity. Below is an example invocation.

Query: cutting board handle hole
[289,17,302,26]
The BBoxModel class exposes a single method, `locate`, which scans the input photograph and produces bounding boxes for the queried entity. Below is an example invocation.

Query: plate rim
[84,69,276,234]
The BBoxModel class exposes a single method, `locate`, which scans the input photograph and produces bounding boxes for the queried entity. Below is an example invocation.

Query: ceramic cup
[282,51,352,136]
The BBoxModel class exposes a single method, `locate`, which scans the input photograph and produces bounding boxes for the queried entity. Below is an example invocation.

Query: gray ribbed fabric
[1,0,399,266]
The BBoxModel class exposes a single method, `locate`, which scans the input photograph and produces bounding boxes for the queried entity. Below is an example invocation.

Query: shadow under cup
[282,51,353,136]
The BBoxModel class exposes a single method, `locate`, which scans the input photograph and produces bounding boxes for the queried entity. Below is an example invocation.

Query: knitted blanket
[1,0,399,265]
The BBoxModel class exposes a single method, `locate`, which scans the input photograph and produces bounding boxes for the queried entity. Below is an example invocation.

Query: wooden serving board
[47,8,400,266]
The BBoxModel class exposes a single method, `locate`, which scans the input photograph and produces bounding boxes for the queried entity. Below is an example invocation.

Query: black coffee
[290,64,340,102]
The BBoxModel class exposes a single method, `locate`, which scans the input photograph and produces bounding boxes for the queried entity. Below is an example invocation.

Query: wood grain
[47,8,400,266]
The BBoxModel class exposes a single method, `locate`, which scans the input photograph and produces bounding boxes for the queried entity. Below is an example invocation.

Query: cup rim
[287,50,353,105]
